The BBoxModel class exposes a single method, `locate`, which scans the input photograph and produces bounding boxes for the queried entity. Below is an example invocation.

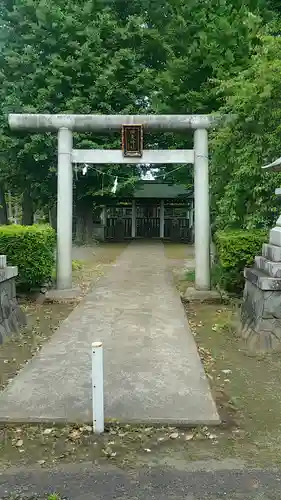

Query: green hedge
[213,229,268,294]
[0,224,56,289]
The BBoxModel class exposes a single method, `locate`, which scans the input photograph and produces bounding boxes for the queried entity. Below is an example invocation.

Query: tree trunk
[75,197,94,244]
[49,204,57,231]
[22,190,34,225]
[7,191,12,222]
[0,186,8,225]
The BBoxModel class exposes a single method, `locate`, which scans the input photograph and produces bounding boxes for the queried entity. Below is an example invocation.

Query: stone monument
[0,255,26,344]
[240,157,281,351]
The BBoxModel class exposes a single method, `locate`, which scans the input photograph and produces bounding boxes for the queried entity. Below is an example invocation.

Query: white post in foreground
[57,128,73,290]
[92,342,104,434]
[194,128,210,290]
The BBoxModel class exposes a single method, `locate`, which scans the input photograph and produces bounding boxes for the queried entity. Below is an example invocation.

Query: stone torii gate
[9,113,215,291]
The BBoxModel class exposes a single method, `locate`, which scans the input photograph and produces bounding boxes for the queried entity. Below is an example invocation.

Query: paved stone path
[0,242,219,425]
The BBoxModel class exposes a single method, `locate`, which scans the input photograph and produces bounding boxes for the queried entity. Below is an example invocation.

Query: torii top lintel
[8,114,218,132]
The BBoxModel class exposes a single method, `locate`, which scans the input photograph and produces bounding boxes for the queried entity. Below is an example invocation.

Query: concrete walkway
[0,242,219,425]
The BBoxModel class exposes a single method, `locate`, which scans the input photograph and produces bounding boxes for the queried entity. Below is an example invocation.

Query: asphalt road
[1,462,281,499]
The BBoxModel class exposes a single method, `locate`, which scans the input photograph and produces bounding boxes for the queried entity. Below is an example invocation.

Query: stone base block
[183,287,222,303]
[262,243,281,262]
[244,267,281,290]
[270,226,281,247]
[255,256,281,278]
[240,280,281,352]
[46,287,82,302]
[0,276,26,345]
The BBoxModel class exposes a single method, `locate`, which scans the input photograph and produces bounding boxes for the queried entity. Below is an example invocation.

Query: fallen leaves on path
[169,432,179,439]
[68,429,81,441]
[43,428,53,435]
[0,420,225,470]
[102,445,117,458]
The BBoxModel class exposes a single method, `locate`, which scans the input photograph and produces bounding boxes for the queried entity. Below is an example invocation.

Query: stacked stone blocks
[0,255,26,344]
[241,218,281,351]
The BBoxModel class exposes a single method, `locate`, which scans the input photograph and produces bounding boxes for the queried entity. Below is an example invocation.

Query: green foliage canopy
[0,0,281,230]
[211,31,281,230]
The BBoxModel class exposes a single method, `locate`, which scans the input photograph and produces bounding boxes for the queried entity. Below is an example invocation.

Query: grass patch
[185,269,195,282]
[0,300,74,391]
[72,259,83,271]
[171,267,195,296]
[183,300,281,466]
[164,243,194,261]
[0,422,214,470]
[51,259,84,280]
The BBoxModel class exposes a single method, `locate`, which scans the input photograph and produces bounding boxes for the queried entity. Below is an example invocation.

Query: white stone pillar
[194,128,210,290]
[132,200,136,238]
[160,200,165,238]
[57,128,73,290]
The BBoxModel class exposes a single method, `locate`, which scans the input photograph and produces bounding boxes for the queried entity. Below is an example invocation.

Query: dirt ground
[1,243,281,470]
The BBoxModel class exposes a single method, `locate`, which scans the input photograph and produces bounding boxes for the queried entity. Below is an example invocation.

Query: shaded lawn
[183,301,281,466]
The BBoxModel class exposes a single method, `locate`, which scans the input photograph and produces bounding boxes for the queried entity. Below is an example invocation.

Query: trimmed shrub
[213,229,268,294]
[0,224,56,289]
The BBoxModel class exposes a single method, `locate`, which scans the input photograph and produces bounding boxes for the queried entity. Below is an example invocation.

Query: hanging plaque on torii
[122,124,143,158]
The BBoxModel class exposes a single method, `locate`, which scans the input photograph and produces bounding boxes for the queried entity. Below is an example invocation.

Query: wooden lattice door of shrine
[105,206,132,240]
[136,204,160,238]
